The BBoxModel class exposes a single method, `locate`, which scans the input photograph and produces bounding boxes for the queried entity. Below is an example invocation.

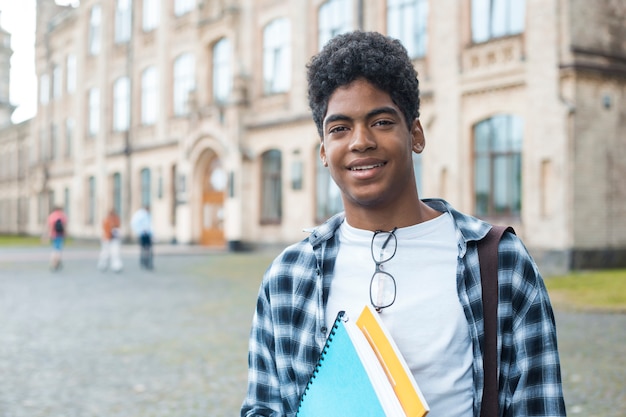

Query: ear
[411,119,425,154]
[319,140,328,166]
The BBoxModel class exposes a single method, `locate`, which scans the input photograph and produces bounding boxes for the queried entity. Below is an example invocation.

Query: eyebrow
[323,106,401,130]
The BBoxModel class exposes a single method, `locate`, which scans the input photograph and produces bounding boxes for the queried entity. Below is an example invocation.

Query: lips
[349,163,385,171]
[347,158,387,171]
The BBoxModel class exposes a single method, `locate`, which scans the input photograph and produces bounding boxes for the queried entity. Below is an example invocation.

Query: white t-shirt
[325,213,473,417]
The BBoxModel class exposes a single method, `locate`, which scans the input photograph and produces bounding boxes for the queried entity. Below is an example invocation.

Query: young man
[241,31,566,417]
[47,206,67,271]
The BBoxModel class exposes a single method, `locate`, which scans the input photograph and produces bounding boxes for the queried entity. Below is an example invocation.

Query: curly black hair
[306,31,420,138]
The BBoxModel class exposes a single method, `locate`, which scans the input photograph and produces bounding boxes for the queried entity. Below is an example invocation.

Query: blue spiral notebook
[296,309,427,416]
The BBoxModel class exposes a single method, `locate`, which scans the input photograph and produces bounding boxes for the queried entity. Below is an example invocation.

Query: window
[39,74,50,105]
[260,150,282,223]
[263,18,291,94]
[173,53,195,116]
[89,5,102,55]
[141,66,158,124]
[318,0,352,50]
[474,114,523,217]
[88,88,100,137]
[140,168,151,208]
[115,0,132,44]
[471,0,526,43]
[316,147,343,221]
[65,118,74,157]
[52,65,62,99]
[387,0,428,58]
[88,176,96,225]
[113,76,130,131]
[174,0,195,16]
[66,54,76,93]
[113,172,122,216]
[143,0,160,31]
[213,38,232,104]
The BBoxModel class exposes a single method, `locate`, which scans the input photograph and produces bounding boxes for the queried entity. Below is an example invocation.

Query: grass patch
[545,269,626,312]
[0,235,45,246]
[0,234,79,247]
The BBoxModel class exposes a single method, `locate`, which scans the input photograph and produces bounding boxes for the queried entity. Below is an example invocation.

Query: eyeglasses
[370,227,398,313]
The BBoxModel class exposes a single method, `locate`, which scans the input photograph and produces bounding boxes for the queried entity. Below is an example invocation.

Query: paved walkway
[0,245,624,416]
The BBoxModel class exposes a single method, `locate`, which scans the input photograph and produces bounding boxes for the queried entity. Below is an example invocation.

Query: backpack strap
[478,225,515,417]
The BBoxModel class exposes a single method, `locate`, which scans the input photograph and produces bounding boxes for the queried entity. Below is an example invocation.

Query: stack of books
[296,305,429,417]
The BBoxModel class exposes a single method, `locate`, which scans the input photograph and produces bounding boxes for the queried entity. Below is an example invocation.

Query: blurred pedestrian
[47,206,67,271]
[97,208,123,273]
[131,205,153,270]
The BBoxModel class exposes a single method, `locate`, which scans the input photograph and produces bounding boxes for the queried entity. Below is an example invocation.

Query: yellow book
[356,305,429,417]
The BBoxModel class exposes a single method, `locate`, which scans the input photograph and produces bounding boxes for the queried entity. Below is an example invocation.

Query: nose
[349,124,376,152]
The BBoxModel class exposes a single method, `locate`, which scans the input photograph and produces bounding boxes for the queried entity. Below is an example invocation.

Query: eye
[372,119,394,128]
[328,125,349,135]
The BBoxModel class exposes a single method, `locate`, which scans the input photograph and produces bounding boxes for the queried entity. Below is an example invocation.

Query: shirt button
[321,326,327,334]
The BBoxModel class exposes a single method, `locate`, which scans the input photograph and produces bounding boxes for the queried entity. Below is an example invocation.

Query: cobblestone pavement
[0,245,624,416]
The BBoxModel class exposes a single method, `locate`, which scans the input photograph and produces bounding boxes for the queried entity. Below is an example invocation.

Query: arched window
[88,88,100,137]
[141,66,158,125]
[88,5,102,55]
[143,0,160,31]
[471,0,526,43]
[263,18,291,94]
[113,76,130,131]
[173,53,196,116]
[318,0,352,50]
[474,114,523,217]
[387,0,428,58]
[213,38,232,103]
[260,150,282,223]
[115,0,132,44]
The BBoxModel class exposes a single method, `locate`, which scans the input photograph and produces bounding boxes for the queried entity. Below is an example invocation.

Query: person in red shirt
[97,208,123,272]
[47,206,67,271]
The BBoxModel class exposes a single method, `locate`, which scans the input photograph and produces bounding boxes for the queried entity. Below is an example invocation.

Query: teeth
[351,163,384,171]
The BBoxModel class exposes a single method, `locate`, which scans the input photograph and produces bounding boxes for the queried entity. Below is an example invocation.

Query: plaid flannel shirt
[241,199,566,417]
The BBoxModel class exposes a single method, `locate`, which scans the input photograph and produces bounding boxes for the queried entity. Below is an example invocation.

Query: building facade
[0,0,624,273]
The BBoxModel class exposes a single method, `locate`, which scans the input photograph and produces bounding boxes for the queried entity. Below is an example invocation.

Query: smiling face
[320,78,425,222]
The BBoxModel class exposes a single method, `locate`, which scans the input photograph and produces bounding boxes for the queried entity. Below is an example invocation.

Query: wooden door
[200,157,225,246]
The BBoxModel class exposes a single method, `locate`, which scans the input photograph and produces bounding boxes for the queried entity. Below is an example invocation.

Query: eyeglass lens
[370,230,398,310]
[370,271,396,309]
[371,231,397,263]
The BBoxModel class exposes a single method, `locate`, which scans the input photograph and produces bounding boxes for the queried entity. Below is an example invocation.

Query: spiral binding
[296,311,345,415]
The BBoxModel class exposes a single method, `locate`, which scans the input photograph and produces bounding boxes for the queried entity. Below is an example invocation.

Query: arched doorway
[200,155,226,246]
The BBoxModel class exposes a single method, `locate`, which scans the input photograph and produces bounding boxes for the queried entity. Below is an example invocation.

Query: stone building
[0,0,624,273]
[0,11,31,237]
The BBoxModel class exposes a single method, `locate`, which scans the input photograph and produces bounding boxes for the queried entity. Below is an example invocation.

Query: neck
[344,199,440,231]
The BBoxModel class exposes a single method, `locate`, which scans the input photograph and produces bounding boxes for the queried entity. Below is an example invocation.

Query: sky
[0,0,76,124]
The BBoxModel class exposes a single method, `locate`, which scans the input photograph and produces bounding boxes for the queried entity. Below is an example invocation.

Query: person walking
[47,206,67,271]
[97,208,123,273]
[241,31,566,417]
[131,205,153,270]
